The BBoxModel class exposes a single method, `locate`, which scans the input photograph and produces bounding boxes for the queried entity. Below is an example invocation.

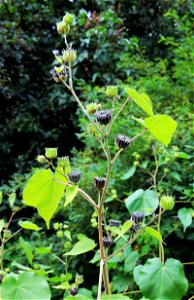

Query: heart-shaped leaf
[125,88,154,116]
[64,235,96,256]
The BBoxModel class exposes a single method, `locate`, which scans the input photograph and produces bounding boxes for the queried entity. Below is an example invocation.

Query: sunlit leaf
[64,185,78,207]
[64,235,96,256]
[125,88,154,116]
[18,220,42,231]
[178,207,193,232]
[144,227,163,242]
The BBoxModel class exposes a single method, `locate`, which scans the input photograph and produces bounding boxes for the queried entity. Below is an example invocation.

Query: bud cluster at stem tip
[56,13,75,36]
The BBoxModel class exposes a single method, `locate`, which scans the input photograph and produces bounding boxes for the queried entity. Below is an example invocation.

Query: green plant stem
[111,148,123,165]
[157,205,164,263]
[123,290,141,295]
[97,259,104,300]
[182,262,194,265]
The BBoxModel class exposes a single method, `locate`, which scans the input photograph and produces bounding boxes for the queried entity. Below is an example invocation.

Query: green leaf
[121,166,136,180]
[64,185,78,207]
[0,219,5,233]
[144,114,177,146]
[125,189,159,216]
[18,220,42,231]
[125,88,154,116]
[35,246,52,254]
[102,295,130,300]
[8,192,16,208]
[53,281,70,290]
[64,235,96,256]
[115,220,133,242]
[64,230,72,241]
[124,249,139,273]
[131,116,146,127]
[19,237,34,266]
[178,207,193,232]
[1,272,51,300]
[133,258,188,300]
[64,295,91,300]
[0,191,2,204]
[23,169,66,228]
[144,227,163,242]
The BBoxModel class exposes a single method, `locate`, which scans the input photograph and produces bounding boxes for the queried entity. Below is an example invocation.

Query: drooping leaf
[144,114,177,146]
[121,166,136,180]
[1,272,51,300]
[125,88,154,116]
[144,227,163,242]
[64,235,96,256]
[64,185,78,207]
[131,116,146,127]
[133,258,188,300]
[125,189,159,216]
[18,220,42,231]
[19,237,34,266]
[23,169,66,228]
[178,207,193,232]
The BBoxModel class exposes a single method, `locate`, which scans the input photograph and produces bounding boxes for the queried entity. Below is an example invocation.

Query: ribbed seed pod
[69,171,81,183]
[109,219,122,227]
[103,236,113,248]
[131,211,144,224]
[69,287,79,296]
[94,110,112,125]
[93,177,106,189]
[115,135,131,149]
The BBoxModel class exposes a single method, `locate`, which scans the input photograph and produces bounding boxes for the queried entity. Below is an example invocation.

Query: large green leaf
[144,114,177,146]
[23,169,66,228]
[178,207,193,232]
[125,88,154,116]
[1,272,51,300]
[133,258,188,300]
[64,185,78,207]
[64,234,96,256]
[125,189,159,216]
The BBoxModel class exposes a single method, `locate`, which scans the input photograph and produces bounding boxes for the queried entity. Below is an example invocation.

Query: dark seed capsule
[103,236,113,248]
[115,135,131,149]
[93,177,106,189]
[128,224,140,234]
[69,287,79,296]
[109,219,122,227]
[131,211,144,224]
[94,110,112,125]
[69,171,81,183]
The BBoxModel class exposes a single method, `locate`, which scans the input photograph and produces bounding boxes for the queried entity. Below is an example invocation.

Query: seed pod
[128,224,140,234]
[69,171,81,183]
[63,13,75,26]
[62,49,77,63]
[69,287,79,296]
[105,85,118,97]
[115,135,131,149]
[94,110,112,125]
[160,195,175,211]
[93,177,106,189]
[57,156,70,168]
[45,148,58,159]
[103,236,113,248]
[109,219,122,227]
[131,211,144,224]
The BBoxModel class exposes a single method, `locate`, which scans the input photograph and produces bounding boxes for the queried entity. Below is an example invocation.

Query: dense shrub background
[0,0,193,299]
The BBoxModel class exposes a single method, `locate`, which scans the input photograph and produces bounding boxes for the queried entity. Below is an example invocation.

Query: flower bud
[69,171,81,183]
[36,155,47,163]
[57,21,70,35]
[62,49,77,63]
[56,230,64,238]
[160,195,175,211]
[45,148,58,159]
[86,102,101,114]
[105,86,118,97]
[115,135,131,149]
[94,110,112,125]
[57,156,70,168]
[93,177,106,189]
[63,13,75,26]
[131,211,144,224]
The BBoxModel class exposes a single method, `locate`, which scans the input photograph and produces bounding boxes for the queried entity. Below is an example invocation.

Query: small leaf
[0,219,5,233]
[144,114,177,146]
[131,116,146,127]
[121,166,136,180]
[64,230,72,241]
[0,191,2,204]
[19,237,34,266]
[178,207,193,232]
[102,295,130,300]
[64,235,96,256]
[53,281,70,290]
[18,220,42,231]
[64,185,78,207]
[144,227,163,242]
[125,88,154,116]
[8,192,16,208]
[35,246,52,254]
[115,221,133,241]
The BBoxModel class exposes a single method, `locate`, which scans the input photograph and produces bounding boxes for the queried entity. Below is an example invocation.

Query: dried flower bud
[105,86,118,97]
[50,69,61,82]
[69,287,79,296]
[94,110,112,125]
[160,195,175,211]
[57,156,70,168]
[93,177,106,189]
[109,219,122,227]
[115,135,131,149]
[62,49,77,63]
[69,171,81,183]
[128,224,140,234]
[63,13,75,26]
[36,155,47,163]
[45,148,58,159]
[103,236,113,248]
[86,102,101,114]
[131,211,144,224]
